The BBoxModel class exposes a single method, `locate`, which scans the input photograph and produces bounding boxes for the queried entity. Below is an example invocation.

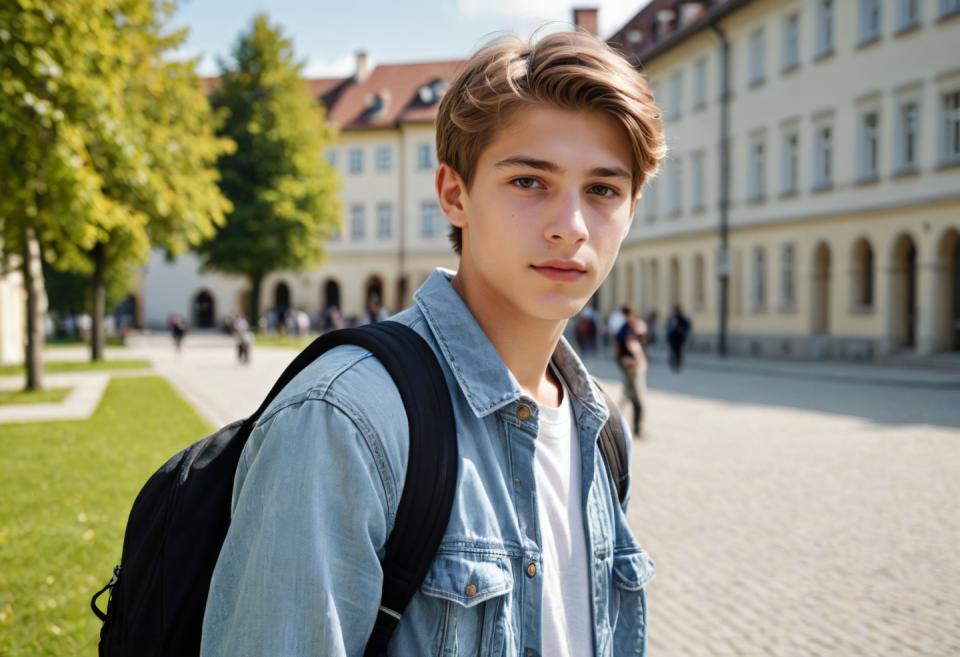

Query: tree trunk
[91,243,106,362]
[249,273,263,331]
[21,226,46,391]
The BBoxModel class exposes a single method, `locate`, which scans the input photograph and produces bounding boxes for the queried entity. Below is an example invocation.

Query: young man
[201,29,665,657]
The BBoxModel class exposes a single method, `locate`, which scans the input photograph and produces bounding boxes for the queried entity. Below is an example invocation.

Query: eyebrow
[494,155,631,180]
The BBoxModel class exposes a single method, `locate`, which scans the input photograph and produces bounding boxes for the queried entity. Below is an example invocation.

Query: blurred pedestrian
[666,304,692,372]
[169,315,187,354]
[233,315,252,364]
[614,305,648,437]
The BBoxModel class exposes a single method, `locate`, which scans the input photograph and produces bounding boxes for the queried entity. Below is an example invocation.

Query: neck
[451,270,565,408]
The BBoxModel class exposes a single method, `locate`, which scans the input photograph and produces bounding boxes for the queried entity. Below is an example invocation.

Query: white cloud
[303,52,361,78]
[457,0,650,38]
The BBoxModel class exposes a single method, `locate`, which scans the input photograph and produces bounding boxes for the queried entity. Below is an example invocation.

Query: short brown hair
[436,30,665,254]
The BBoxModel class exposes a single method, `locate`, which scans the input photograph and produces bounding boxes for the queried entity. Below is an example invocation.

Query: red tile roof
[199,59,465,131]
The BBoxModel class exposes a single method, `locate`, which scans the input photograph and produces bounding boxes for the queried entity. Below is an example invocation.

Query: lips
[531,260,587,282]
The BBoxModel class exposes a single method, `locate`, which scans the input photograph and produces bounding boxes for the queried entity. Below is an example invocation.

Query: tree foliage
[197,13,340,323]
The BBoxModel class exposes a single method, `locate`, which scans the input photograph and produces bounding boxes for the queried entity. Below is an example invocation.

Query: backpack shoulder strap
[592,378,630,507]
[241,321,457,657]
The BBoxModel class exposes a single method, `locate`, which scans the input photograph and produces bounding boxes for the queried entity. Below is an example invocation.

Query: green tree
[0,0,231,380]
[198,13,340,325]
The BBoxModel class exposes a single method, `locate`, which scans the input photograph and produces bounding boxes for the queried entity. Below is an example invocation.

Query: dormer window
[418,79,448,105]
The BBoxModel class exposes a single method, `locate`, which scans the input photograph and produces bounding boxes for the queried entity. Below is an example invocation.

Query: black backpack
[91,321,629,657]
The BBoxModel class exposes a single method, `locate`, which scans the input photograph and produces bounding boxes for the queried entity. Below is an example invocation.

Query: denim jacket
[200,268,655,657]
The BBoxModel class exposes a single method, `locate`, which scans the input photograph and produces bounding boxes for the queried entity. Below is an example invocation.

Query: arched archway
[322,278,341,310]
[933,228,960,352]
[811,242,831,334]
[850,237,875,309]
[192,290,215,329]
[889,233,918,349]
[396,275,410,311]
[365,275,384,307]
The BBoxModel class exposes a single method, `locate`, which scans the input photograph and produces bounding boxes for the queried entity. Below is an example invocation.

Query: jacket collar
[414,268,608,423]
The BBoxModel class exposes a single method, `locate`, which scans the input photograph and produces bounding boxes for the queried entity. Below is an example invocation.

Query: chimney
[354,50,370,83]
[573,7,599,37]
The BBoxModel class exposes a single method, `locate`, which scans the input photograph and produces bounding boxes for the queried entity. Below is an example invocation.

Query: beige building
[606,0,960,360]
[0,248,26,365]
[141,56,464,328]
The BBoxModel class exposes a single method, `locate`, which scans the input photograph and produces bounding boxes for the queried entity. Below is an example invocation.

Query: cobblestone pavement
[586,353,960,657]
[125,333,960,656]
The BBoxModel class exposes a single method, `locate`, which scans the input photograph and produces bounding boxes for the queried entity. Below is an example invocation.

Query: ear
[436,163,469,229]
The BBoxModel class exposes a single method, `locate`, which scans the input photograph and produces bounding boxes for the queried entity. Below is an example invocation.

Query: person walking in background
[666,304,691,372]
[614,305,648,437]
[233,315,253,364]
[169,314,187,354]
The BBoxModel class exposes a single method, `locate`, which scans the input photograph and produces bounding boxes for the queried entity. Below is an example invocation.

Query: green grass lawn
[0,388,71,406]
[0,360,151,377]
[0,376,213,656]
[46,336,126,348]
[251,332,318,350]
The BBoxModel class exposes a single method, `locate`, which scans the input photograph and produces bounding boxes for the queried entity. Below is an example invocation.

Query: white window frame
[782,13,800,72]
[894,98,921,172]
[666,160,683,217]
[417,143,433,170]
[781,128,800,195]
[859,0,882,44]
[748,26,766,86]
[420,200,440,238]
[857,109,881,181]
[375,146,392,172]
[692,56,708,111]
[896,0,921,31]
[668,70,683,120]
[348,148,364,174]
[350,204,365,240]
[813,121,834,189]
[747,135,767,201]
[941,89,960,166]
[691,151,706,211]
[376,202,392,240]
[816,0,834,59]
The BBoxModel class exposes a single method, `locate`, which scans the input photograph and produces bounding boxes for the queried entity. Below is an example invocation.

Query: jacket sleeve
[200,395,400,657]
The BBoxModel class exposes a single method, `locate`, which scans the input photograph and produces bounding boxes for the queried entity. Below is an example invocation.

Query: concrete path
[0,372,111,424]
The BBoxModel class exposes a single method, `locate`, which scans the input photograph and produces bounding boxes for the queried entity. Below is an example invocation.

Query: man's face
[443,105,638,322]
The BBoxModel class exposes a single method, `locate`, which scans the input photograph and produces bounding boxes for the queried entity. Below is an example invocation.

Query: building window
[780,243,795,310]
[940,0,960,19]
[417,143,433,170]
[692,56,707,110]
[942,90,960,165]
[859,0,882,44]
[666,161,683,216]
[747,136,766,201]
[350,204,365,240]
[375,146,392,172]
[813,124,833,189]
[324,149,337,168]
[897,0,921,31]
[896,101,920,171]
[376,203,392,239]
[782,14,800,72]
[420,201,440,238]
[748,27,765,86]
[751,246,766,311]
[781,130,800,195]
[857,111,880,180]
[348,148,363,174]
[643,179,658,222]
[691,151,706,211]
[816,0,834,58]
[668,70,683,120]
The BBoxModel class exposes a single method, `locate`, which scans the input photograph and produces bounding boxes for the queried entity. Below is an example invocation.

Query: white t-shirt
[534,368,593,657]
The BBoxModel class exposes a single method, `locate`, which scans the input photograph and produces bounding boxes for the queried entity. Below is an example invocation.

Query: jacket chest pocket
[420,551,514,657]
[610,548,656,656]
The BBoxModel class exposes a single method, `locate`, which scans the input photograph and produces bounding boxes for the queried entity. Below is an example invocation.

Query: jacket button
[526,562,537,577]
[465,583,477,597]
[516,404,531,421]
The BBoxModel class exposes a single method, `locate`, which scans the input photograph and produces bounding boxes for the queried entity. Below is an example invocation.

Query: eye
[510,176,544,190]
[588,184,620,198]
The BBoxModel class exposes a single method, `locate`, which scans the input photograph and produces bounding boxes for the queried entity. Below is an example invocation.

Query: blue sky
[171,0,652,77]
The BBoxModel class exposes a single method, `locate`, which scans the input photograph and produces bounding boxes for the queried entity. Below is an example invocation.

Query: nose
[545,190,589,245]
